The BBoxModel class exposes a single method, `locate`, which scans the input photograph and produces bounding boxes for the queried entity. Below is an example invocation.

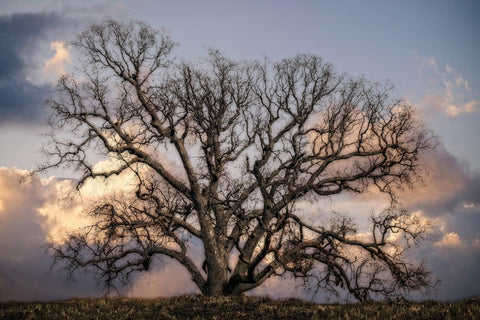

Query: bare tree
[40,20,435,300]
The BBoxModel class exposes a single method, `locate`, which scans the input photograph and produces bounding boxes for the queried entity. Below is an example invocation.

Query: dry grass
[1,295,479,320]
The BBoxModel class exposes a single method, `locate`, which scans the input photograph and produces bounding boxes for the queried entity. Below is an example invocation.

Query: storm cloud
[1,149,479,302]
[0,13,63,124]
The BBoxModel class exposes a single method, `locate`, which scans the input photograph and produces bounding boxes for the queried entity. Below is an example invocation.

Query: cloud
[434,232,462,247]
[0,166,159,301]
[397,143,480,217]
[0,13,64,124]
[0,166,198,302]
[0,1,138,124]
[2,140,480,302]
[425,237,480,300]
[0,167,98,301]
[40,41,72,86]
[126,260,199,298]
[414,53,479,118]
[395,143,480,299]
[317,141,480,300]
[442,64,478,117]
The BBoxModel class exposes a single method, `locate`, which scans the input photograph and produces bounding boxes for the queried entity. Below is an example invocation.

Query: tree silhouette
[41,20,435,300]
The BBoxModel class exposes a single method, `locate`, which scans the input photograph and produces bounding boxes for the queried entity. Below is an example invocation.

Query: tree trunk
[203,240,229,296]
[205,262,229,295]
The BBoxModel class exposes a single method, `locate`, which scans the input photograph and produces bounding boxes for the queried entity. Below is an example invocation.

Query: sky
[0,0,479,302]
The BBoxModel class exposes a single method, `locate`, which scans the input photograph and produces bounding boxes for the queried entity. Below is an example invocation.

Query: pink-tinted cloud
[0,167,98,301]
[434,232,462,248]
[0,166,197,301]
[33,41,72,86]
[414,53,479,118]
[1,148,480,302]
[127,260,199,298]
[398,143,480,217]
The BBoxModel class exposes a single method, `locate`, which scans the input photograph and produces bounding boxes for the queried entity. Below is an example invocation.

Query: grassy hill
[1,295,479,320]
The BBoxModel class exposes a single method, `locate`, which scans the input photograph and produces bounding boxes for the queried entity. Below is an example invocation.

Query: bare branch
[44,20,436,299]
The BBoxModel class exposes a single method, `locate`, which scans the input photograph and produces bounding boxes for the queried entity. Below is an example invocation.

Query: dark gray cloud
[425,243,480,300]
[0,13,63,124]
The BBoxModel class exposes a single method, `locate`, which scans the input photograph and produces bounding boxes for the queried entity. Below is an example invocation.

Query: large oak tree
[41,20,435,300]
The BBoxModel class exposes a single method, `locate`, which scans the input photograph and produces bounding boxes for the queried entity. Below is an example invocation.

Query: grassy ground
[1,295,479,320]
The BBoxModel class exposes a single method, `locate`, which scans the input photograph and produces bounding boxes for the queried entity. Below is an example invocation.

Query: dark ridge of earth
[1,295,479,320]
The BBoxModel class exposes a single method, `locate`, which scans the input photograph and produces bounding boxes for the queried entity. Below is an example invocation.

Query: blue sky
[1,0,479,170]
[0,0,479,302]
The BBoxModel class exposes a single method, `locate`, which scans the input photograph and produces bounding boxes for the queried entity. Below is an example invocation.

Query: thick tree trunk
[205,279,226,296]
[203,235,229,296]
[204,258,228,295]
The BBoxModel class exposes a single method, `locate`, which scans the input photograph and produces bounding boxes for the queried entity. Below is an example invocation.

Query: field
[1,295,479,320]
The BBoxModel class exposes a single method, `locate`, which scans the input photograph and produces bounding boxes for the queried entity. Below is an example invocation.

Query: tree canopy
[41,20,435,300]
